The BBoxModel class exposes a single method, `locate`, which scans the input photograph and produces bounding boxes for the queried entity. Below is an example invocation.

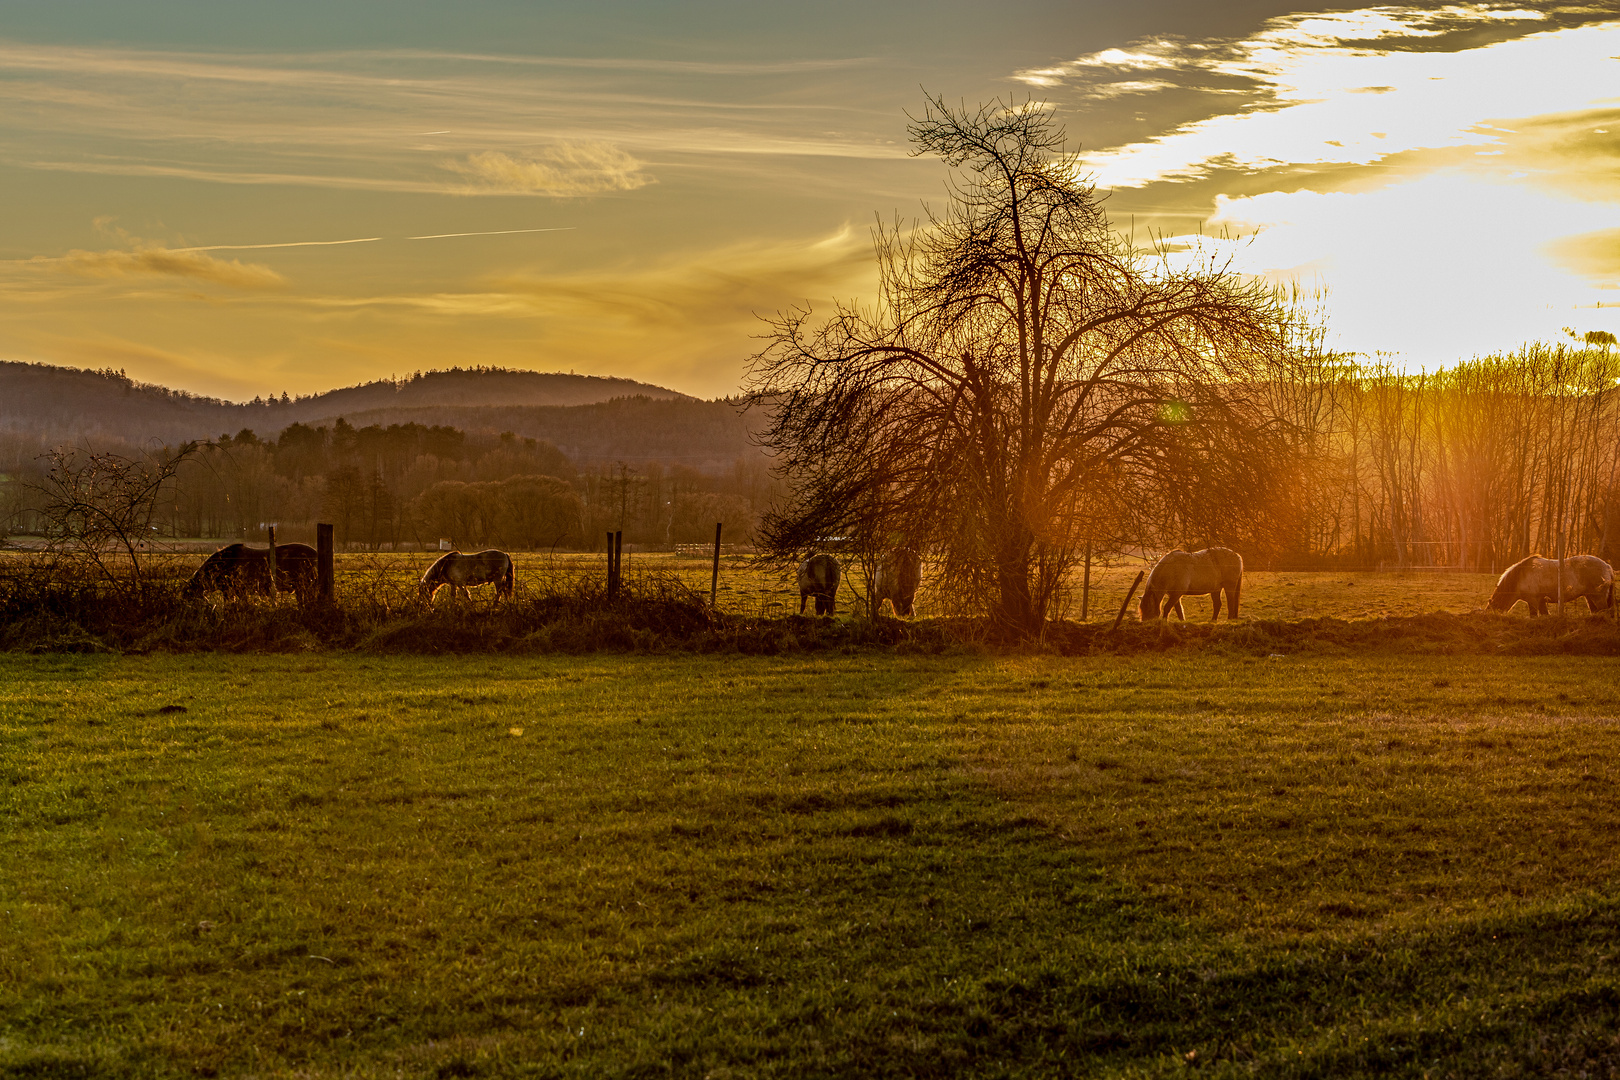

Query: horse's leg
[1228,579,1241,620]
[1209,592,1219,622]
[1168,594,1185,621]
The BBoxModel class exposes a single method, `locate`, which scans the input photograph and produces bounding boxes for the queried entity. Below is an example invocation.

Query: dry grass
[0,550,1610,658]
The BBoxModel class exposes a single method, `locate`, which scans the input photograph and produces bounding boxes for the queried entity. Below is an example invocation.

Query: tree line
[2,415,780,552]
[1238,339,1620,571]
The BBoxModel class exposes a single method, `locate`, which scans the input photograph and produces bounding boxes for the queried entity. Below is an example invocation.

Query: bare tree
[747,96,1300,633]
[32,442,198,596]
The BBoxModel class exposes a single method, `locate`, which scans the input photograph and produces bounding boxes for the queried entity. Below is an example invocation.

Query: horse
[797,553,841,615]
[182,543,318,603]
[419,549,515,603]
[873,548,921,617]
[1488,554,1614,615]
[1139,547,1244,622]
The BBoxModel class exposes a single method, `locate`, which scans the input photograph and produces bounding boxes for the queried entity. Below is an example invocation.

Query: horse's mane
[1498,554,1544,590]
[422,550,460,584]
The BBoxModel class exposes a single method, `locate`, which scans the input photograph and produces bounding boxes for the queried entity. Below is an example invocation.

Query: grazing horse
[797,553,841,615]
[183,543,318,603]
[419,549,515,603]
[1488,554,1613,615]
[873,548,922,617]
[1139,547,1244,622]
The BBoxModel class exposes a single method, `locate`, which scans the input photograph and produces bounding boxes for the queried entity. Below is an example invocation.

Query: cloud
[0,39,907,196]
[1018,7,1620,191]
[1547,228,1620,287]
[492,226,870,328]
[1192,173,1620,362]
[443,144,653,196]
[41,247,285,289]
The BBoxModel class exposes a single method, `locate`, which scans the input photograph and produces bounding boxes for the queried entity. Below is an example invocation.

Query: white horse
[419,549,515,603]
[1139,547,1244,621]
[1488,554,1613,615]
[873,549,921,617]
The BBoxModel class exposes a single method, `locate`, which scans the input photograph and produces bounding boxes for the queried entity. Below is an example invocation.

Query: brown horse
[419,549,515,603]
[183,543,318,603]
[797,553,841,615]
[1139,547,1244,621]
[1488,554,1613,615]
[873,548,921,617]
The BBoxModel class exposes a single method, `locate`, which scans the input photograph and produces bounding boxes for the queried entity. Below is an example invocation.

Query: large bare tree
[747,97,1300,633]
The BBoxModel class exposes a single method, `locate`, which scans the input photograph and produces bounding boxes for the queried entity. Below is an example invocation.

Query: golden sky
[1,1,1616,400]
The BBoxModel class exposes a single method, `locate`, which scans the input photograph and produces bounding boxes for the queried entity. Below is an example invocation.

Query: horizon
[2,1,1618,401]
[2,358,704,408]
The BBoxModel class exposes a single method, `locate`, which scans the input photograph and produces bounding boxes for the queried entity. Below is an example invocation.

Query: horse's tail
[499,555,515,598]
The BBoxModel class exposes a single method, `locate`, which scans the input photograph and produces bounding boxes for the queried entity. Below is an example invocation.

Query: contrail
[171,237,383,252]
[407,227,575,240]
[9,227,572,264]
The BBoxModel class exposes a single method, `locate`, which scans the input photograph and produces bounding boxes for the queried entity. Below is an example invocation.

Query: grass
[0,549,1514,623]
[4,651,1620,1077]
[5,548,1591,662]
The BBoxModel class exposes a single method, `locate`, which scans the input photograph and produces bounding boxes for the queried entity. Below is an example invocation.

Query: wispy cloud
[1547,227,1620,288]
[27,247,285,289]
[1188,172,1620,362]
[491,226,871,328]
[443,145,653,196]
[1049,6,1620,364]
[0,38,907,196]
[1017,6,1618,190]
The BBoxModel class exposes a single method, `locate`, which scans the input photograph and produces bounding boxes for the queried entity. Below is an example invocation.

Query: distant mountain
[0,362,693,449]
[297,400,762,472]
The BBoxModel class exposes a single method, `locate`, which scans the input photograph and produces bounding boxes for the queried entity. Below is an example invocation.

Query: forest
[1,410,777,553]
[5,340,1620,569]
[1136,336,1620,572]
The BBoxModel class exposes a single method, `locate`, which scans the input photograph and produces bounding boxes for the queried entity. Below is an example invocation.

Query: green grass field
[5,651,1620,1077]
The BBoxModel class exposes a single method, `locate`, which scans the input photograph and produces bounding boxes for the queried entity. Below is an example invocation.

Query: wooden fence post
[266,524,278,602]
[316,523,334,603]
[710,522,723,608]
[1080,538,1093,621]
[1557,527,1566,619]
[607,531,617,598]
[1112,570,1146,631]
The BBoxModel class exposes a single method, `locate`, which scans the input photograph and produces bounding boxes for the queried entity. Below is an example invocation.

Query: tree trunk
[993,539,1038,636]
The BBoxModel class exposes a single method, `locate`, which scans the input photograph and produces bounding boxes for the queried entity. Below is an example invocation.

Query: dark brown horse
[183,543,318,603]
[797,553,841,615]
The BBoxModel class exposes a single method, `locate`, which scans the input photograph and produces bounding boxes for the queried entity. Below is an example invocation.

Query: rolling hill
[0,362,718,455]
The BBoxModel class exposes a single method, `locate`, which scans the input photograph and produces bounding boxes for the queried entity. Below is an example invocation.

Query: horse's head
[1138,588,1161,621]
[1486,582,1514,611]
